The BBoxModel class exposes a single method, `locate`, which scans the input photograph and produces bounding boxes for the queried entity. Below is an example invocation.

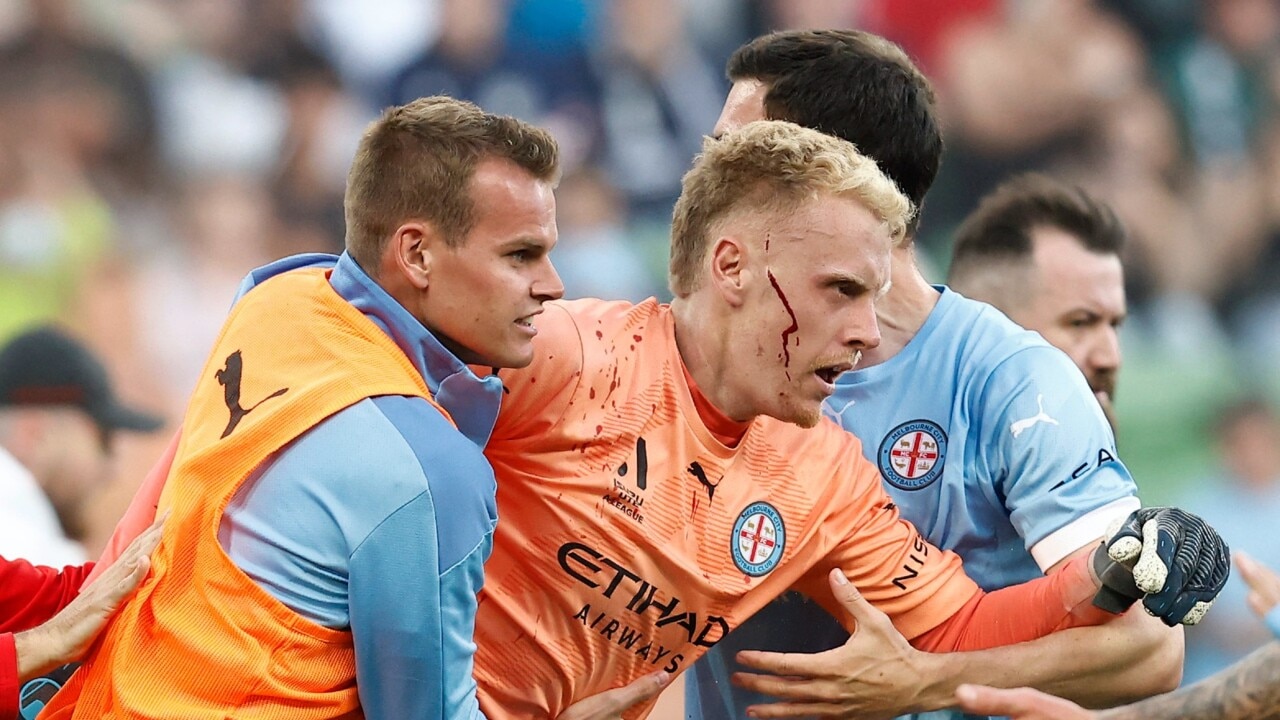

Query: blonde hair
[344,96,559,270]
[668,120,912,297]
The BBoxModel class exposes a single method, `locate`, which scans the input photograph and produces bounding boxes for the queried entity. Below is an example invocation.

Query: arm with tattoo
[1098,642,1280,720]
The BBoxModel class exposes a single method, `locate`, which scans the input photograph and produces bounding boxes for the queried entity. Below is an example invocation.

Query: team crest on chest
[878,420,948,491]
[731,501,785,576]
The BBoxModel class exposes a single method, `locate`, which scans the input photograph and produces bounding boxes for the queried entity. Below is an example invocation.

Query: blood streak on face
[766,269,799,379]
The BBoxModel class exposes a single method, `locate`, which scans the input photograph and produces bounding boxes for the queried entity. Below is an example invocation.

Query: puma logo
[1010,394,1059,438]
[216,350,288,438]
[822,396,857,422]
[686,461,722,503]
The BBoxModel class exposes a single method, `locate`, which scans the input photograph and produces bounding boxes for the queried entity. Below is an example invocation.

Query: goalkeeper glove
[1091,506,1229,626]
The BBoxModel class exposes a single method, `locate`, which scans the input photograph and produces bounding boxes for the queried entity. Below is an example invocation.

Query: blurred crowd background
[2,0,1280,686]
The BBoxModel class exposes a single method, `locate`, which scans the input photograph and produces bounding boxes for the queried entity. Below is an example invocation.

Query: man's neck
[670,297,755,423]
[860,245,941,368]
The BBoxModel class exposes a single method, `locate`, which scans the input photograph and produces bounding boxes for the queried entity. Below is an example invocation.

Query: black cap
[0,325,164,433]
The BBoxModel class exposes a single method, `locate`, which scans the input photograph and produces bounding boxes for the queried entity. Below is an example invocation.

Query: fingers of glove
[1140,558,1186,623]
[1143,584,1200,627]
[1166,508,1229,599]
[1189,550,1231,600]
[1106,512,1145,563]
[1132,518,1172,594]
[1149,590,1214,627]
[1159,508,1211,584]
[1103,514,1130,547]
[1192,531,1232,596]
[1181,599,1214,626]
[1109,535,1142,565]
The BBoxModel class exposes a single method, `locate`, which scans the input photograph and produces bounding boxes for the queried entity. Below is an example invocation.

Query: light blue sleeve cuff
[1265,604,1280,639]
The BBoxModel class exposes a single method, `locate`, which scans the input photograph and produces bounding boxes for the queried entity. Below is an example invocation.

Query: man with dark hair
[722,29,941,227]
[948,174,1128,429]
[689,30,1183,720]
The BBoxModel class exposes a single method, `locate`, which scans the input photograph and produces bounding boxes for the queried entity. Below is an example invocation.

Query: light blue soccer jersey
[688,287,1139,720]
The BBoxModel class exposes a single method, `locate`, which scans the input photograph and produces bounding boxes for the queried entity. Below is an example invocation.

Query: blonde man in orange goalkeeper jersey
[469,120,1229,719]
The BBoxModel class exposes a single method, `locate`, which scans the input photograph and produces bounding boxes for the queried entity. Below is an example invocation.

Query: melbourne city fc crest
[731,501,786,576]
[878,420,948,491]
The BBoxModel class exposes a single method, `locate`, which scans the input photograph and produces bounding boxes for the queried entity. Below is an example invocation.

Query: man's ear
[385,221,439,290]
[709,235,749,307]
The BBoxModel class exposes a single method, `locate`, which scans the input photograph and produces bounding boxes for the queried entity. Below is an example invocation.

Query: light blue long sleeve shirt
[217,252,501,718]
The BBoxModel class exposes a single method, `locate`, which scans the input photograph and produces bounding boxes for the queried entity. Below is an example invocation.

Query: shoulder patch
[878,420,948,491]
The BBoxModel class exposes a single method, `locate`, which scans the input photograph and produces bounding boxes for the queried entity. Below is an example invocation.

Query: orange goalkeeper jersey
[474,299,980,719]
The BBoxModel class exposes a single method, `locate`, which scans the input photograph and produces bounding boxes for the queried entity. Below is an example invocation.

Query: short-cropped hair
[728,30,940,236]
[669,120,912,297]
[949,173,1126,283]
[344,96,559,270]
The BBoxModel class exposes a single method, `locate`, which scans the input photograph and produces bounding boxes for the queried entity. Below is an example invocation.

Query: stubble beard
[776,390,823,429]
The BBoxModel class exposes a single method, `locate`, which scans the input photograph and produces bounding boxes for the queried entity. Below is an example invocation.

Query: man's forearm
[1098,642,1280,720]
[899,553,1113,711]
[1022,607,1182,707]
[12,626,60,681]
[913,552,1108,655]
[911,605,1181,711]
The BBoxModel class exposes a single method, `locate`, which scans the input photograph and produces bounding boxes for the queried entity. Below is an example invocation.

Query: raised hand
[1236,552,1280,637]
[731,569,930,719]
[1091,506,1229,626]
[555,671,671,720]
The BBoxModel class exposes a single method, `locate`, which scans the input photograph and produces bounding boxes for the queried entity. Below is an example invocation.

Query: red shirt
[0,558,92,719]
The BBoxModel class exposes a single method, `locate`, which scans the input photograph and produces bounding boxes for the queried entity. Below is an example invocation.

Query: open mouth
[514,316,539,336]
[814,363,850,386]
[515,309,543,330]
